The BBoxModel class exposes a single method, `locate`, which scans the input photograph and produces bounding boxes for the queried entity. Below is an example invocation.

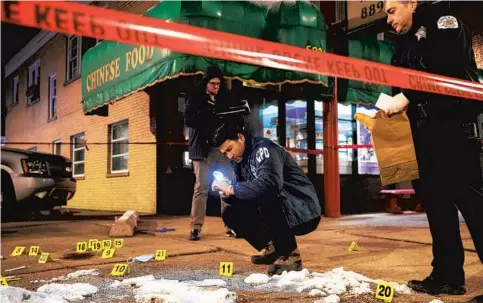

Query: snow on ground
[316,294,341,303]
[37,283,98,301]
[108,280,123,289]
[31,269,99,284]
[66,270,100,280]
[244,267,412,301]
[244,273,270,285]
[428,300,445,303]
[3,267,416,303]
[133,279,237,303]
[0,286,68,303]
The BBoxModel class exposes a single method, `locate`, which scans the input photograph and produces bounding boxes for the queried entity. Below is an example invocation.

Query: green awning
[342,39,395,105]
[255,1,330,88]
[82,0,268,113]
[82,0,334,113]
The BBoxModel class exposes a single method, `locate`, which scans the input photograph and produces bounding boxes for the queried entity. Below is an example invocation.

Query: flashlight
[213,171,225,181]
[213,171,231,195]
[213,171,225,195]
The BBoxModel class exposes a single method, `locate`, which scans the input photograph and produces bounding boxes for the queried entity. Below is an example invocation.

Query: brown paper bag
[354,111,419,186]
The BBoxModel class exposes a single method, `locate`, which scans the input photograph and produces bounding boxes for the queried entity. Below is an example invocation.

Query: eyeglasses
[209,82,221,87]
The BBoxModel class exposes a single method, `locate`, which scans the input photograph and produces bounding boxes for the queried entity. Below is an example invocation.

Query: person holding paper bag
[383,0,483,296]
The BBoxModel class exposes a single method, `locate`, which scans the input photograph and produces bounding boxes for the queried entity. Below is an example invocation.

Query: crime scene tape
[338,144,373,149]
[2,1,483,101]
[5,141,373,156]
[285,147,325,155]
[285,145,374,155]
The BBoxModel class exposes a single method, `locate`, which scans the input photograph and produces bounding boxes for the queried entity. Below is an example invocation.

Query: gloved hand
[211,179,234,197]
[376,93,409,116]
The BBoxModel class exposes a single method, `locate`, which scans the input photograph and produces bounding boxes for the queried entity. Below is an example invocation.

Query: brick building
[3,1,160,214]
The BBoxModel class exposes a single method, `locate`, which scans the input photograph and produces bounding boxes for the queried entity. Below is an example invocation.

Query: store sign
[347,1,385,29]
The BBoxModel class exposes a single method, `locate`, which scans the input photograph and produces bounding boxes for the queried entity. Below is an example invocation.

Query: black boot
[189,229,200,241]
[408,276,466,295]
[251,242,279,265]
[267,248,302,276]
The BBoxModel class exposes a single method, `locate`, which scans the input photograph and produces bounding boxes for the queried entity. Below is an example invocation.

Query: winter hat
[202,66,224,83]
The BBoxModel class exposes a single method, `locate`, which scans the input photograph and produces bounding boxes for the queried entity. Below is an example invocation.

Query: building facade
[3,1,159,214]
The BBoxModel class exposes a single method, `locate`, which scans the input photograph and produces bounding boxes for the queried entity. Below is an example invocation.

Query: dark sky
[1,23,40,66]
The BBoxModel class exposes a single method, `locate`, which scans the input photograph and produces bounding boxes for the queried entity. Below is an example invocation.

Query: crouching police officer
[384,1,483,296]
[210,124,321,275]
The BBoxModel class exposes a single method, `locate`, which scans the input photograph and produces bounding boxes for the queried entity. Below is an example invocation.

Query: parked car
[1,147,76,214]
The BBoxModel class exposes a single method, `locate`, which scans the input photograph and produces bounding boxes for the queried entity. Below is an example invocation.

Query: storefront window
[338,103,354,174]
[246,97,379,176]
[245,98,279,143]
[315,101,323,174]
[286,100,308,173]
[356,105,379,175]
[315,102,355,174]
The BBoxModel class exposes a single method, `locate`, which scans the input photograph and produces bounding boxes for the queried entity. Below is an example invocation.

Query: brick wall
[474,33,483,69]
[3,1,159,214]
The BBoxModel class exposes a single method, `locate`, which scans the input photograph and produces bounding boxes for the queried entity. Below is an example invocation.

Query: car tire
[1,170,16,221]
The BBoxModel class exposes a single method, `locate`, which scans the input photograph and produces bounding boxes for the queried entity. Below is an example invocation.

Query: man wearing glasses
[184,66,247,241]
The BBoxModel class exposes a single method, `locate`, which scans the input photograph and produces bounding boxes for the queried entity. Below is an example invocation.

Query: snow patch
[392,282,412,294]
[308,289,325,297]
[66,270,99,280]
[244,267,412,300]
[134,279,236,303]
[0,286,67,303]
[244,273,270,285]
[320,294,340,303]
[37,283,98,301]
[108,280,123,289]
[121,275,155,287]
[31,269,99,284]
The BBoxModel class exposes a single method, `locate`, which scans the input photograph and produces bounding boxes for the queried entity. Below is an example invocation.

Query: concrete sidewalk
[1,212,482,302]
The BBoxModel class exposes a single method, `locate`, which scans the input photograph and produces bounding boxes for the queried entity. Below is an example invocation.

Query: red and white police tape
[2,1,483,101]
[1,141,373,155]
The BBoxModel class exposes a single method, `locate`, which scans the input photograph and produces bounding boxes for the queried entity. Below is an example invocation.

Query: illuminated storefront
[246,99,379,176]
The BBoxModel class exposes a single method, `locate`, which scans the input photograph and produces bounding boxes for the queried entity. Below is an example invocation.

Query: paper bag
[354,111,419,186]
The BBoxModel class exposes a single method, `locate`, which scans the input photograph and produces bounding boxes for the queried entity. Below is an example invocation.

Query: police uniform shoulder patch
[437,16,458,29]
[255,147,270,163]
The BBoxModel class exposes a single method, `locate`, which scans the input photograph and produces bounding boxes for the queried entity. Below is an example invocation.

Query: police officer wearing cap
[383,0,483,296]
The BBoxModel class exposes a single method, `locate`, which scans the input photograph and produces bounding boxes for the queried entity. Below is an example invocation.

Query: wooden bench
[379,189,422,214]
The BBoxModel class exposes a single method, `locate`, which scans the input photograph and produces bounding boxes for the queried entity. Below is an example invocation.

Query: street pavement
[0,211,482,302]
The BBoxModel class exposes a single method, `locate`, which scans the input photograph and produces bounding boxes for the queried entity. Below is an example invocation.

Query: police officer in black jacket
[384,0,483,296]
[210,124,321,275]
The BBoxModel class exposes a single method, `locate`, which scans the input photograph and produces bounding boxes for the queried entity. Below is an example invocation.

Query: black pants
[222,197,321,256]
[410,116,483,284]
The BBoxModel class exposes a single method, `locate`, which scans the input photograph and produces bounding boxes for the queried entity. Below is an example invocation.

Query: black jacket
[185,84,246,160]
[391,4,481,121]
[226,135,321,229]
